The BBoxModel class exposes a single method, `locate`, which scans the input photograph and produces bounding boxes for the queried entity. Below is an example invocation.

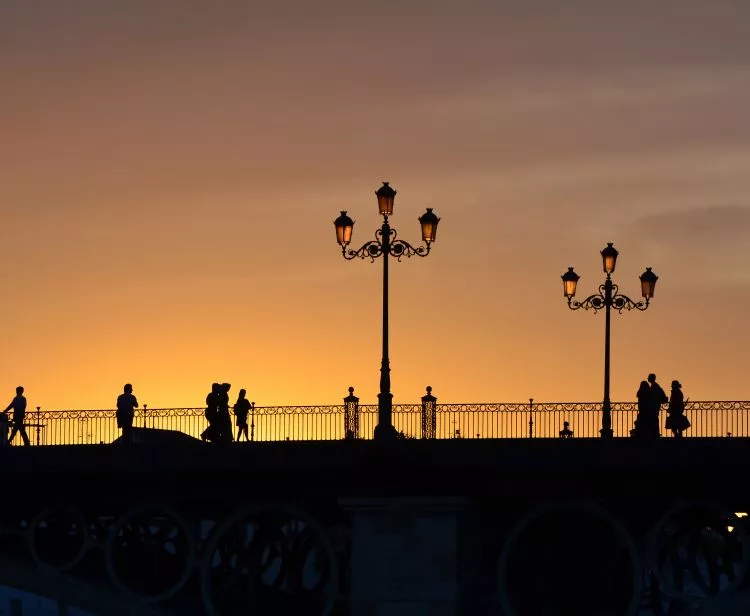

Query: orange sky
[1,1,749,410]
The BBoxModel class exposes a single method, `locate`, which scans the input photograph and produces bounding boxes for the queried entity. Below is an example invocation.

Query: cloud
[633,205,750,239]
[625,205,750,286]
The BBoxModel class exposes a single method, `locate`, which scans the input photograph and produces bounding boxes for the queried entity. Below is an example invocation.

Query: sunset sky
[2,1,749,410]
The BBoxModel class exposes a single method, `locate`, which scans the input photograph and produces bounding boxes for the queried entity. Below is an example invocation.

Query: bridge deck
[1,434,748,509]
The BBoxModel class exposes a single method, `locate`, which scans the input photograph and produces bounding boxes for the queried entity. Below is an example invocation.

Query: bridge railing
[10,401,750,445]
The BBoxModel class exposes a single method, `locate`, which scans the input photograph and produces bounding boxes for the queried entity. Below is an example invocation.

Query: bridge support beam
[341,497,464,616]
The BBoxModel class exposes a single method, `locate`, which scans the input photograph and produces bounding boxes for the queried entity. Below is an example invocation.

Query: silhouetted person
[116,383,139,438]
[201,383,220,442]
[633,380,660,439]
[648,373,668,427]
[234,389,251,442]
[666,380,690,438]
[5,386,30,446]
[559,421,573,438]
[217,383,233,443]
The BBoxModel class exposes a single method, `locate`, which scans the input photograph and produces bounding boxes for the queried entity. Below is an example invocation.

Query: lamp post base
[600,428,614,439]
[374,423,398,441]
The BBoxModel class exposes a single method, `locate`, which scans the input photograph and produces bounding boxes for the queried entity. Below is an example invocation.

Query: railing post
[143,403,147,429]
[421,386,437,439]
[0,412,7,448]
[250,402,256,441]
[344,387,359,440]
[36,406,41,446]
[528,398,534,438]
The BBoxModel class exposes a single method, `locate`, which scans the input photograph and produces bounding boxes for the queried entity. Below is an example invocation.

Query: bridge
[1,401,750,615]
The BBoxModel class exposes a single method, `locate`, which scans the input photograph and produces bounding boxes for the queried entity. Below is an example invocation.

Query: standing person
[639,380,662,439]
[632,380,651,439]
[647,373,668,429]
[666,380,690,438]
[116,384,139,438]
[217,383,233,443]
[201,383,220,442]
[5,386,30,446]
[234,389,251,442]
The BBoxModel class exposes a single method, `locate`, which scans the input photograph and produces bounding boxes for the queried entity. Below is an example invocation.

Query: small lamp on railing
[375,181,396,216]
[334,211,354,247]
[639,267,658,301]
[418,208,440,244]
[601,242,619,275]
[561,267,580,299]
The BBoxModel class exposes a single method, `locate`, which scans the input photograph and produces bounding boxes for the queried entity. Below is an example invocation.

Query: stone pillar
[341,497,464,616]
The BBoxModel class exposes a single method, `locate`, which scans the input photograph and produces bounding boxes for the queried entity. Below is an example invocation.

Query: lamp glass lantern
[601,243,619,275]
[561,267,580,298]
[375,182,396,216]
[640,267,658,299]
[334,211,354,246]
[418,208,440,243]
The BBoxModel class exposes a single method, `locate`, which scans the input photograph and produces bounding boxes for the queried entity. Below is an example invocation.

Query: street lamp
[334,182,440,440]
[561,243,658,438]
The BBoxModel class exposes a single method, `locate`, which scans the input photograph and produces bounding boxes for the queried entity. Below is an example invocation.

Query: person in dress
[666,380,690,438]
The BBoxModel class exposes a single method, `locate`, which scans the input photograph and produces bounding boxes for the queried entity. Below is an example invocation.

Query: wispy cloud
[625,205,750,286]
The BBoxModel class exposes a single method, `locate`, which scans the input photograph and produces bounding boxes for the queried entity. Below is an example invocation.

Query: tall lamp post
[334,182,440,440]
[561,243,658,438]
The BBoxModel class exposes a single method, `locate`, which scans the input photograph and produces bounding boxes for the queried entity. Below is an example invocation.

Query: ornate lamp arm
[342,227,387,261]
[611,292,650,312]
[567,283,650,313]
[390,238,431,260]
[567,283,608,312]
[342,240,384,261]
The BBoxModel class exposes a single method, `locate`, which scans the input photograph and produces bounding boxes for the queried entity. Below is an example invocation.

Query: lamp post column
[376,217,394,439]
[601,276,613,438]
[562,245,658,439]
[334,183,440,442]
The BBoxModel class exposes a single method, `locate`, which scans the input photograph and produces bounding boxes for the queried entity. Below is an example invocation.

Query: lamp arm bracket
[342,239,384,262]
[611,292,650,312]
[567,291,607,313]
[568,289,650,313]
[389,239,430,260]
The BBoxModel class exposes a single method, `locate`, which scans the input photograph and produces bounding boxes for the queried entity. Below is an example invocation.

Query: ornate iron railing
[6,401,750,446]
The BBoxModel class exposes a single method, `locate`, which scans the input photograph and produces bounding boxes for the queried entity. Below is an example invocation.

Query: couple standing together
[634,373,689,439]
[201,383,252,443]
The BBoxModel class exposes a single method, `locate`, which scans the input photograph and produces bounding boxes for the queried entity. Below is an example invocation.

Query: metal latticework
[3,400,750,445]
[421,387,437,439]
[343,388,360,440]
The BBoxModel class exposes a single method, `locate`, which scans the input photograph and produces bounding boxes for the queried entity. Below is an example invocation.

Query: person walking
[116,383,139,438]
[234,389,252,442]
[5,386,30,446]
